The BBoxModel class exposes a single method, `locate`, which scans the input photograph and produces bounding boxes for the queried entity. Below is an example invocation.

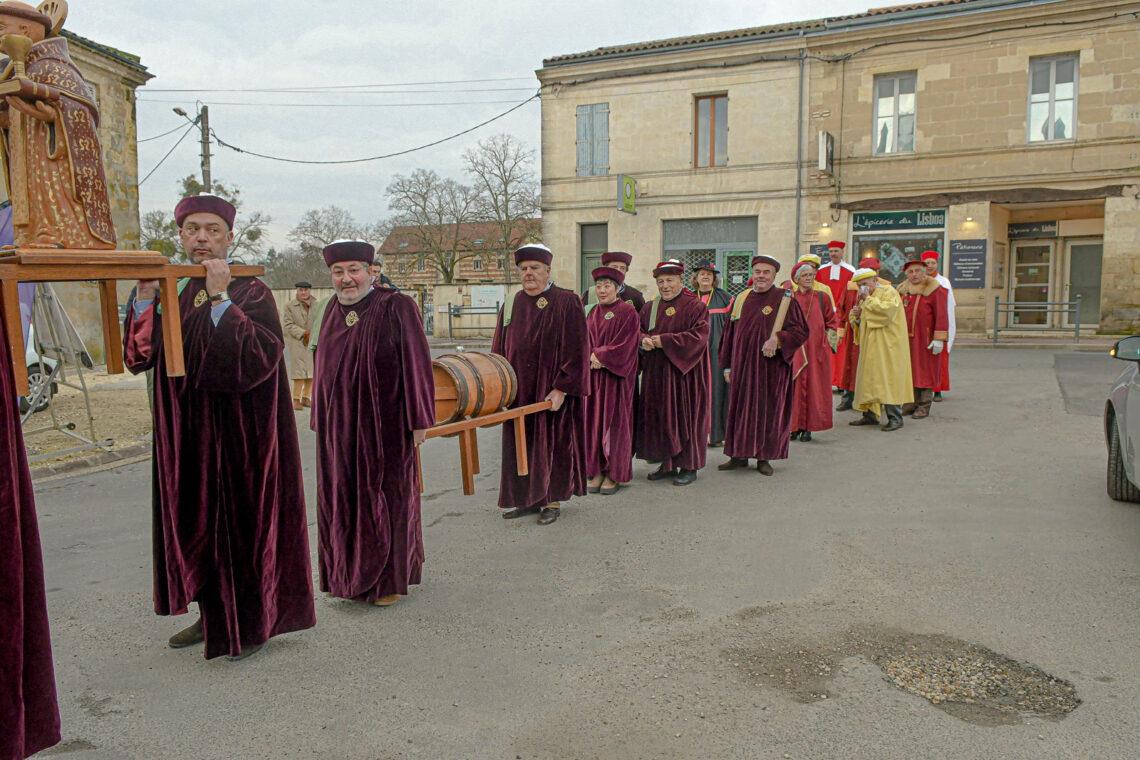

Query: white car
[1105,335,1140,502]
[18,324,58,414]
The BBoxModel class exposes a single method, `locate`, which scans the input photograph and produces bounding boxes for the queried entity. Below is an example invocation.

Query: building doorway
[1010,241,1053,325]
[1064,240,1102,328]
[579,223,608,292]
[662,217,757,297]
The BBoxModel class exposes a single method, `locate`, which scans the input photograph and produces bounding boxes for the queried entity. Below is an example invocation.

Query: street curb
[30,441,151,483]
[956,342,1115,352]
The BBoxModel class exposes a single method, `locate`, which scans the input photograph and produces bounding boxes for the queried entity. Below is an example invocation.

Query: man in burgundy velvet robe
[311,241,435,607]
[897,258,950,419]
[636,260,710,486]
[585,265,640,493]
[789,262,837,441]
[494,244,590,525]
[124,195,315,660]
[1,288,60,758]
[718,255,810,476]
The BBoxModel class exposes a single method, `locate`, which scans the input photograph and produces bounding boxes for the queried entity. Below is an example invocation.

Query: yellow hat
[797,253,822,267]
[852,268,877,283]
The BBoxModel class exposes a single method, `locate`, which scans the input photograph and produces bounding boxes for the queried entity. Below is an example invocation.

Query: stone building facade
[537,0,1139,333]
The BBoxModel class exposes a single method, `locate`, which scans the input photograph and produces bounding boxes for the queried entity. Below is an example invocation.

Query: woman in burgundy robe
[1,289,60,758]
[585,266,640,492]
[789,263,838,440]
[312,242,435,606]
[124,271,316,659]
[636,262,710,485]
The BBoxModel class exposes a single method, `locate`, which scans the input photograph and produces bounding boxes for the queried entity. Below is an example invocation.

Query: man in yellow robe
[847,268,912,431]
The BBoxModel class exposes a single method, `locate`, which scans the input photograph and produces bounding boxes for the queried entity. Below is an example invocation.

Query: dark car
[1105,335,1140,502]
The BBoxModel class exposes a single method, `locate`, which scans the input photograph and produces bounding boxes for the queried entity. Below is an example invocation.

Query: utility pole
[198,105,211,193]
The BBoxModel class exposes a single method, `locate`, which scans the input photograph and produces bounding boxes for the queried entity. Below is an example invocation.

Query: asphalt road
[29,348,1139,760]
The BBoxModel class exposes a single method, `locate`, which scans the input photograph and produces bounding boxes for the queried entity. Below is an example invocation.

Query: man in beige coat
[281,282,314,410]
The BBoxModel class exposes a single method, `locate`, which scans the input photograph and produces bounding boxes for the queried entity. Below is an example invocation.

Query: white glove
[723,369,731,383]
[928,339,944,355]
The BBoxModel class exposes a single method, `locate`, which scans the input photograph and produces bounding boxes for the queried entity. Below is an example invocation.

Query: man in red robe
[718,255,810,475]
[836,256,884,412]
[897,258,950,419]
[789,261,837,441]
[1,289,60,758]
[494,244,590,525]
[636,260,710,486]
[818,241,854,388]
[585,265,639,494]
[581,251,646,313]
[311,240,435,607]
[125,195,315,660]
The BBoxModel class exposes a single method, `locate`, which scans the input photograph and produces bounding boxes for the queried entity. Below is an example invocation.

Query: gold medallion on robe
[536,297,548,310]
[762,305,773,315]
[346,310,359,327]
[665,306,676,317]
[604,311,615,320]
[193,290,208,308]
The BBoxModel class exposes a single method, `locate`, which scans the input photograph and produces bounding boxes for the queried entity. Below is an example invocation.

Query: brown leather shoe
[168,617,204,649]
[292,399,303,411]
[372,594,400,607]
[302,397,312,408]
[717,457,749,471]
[756,460,775,476]
[225,643,264,662]
[537,507,560,525]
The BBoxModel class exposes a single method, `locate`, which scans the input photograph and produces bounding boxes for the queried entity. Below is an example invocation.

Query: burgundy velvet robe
[311,289,435,601]
[1,291,60,758]
[719,287,810,461]
[585,300,639,483]
[791,287,837,432]
[581,284,646,314]
[897,279,950,389]
[636,292,710,471]
[493,285,590,509]
[124,277,315,659]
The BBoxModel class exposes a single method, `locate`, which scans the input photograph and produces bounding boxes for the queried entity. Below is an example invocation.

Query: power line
[208,93,539,165]
[144,75,536,93]
[138,98,526,109]
[138,123,190,143]
[138,123,197,185]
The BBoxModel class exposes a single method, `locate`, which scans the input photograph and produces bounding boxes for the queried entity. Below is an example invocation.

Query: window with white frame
[873,72,916,155]
[416,258,425,272]
[1028,55,1077,142]
[576,103,609,176]
[473,257,483,271]
[694,94,728,168]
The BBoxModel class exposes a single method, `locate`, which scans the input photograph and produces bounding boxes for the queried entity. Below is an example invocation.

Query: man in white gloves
[897,257,950,419]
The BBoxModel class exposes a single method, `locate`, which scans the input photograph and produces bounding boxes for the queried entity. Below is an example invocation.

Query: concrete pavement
[29,348,1139,759]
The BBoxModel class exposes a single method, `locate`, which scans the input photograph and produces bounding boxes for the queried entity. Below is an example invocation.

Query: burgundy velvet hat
[751,254,781,272]
[175,194,236,229]
[652,259,684,277]
[903,258,926,270]
[601,251,632,266]
[514,244,553,266]
[591,265,625,286]
[323,239,375,266]
[858,256,882,271]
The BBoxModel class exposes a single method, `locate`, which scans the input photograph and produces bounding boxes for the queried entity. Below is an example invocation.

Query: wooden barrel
[432,351,518,424]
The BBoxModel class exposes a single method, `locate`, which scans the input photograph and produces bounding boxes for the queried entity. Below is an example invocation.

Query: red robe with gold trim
[897,277,949,389]
[790,286,837,432]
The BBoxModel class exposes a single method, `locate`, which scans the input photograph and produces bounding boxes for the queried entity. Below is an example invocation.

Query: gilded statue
[0,0,115,249]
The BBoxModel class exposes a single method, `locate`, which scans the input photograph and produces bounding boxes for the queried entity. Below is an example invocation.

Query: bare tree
[386,169,484,284]
[463,134,542,285]
[288,205,362,255]
[140,210,179,258]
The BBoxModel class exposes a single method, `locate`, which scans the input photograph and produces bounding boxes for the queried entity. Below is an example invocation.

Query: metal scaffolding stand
[21,282,113,461]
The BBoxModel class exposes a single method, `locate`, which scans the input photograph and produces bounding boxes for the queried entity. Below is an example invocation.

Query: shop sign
[948,239,987,289]
[809,244,829,258]
[852,209,945,232]
[1007,221,1057,239]
[617,174,636,214]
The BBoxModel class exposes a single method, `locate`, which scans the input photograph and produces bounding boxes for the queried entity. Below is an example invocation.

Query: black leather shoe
[168,618,204,649]
[647,466,678,481]
[717,457,749,471]
[933,392,944,402]
[756,460,775,476]
[881,419,903,432]
[673,469,697,486]
[789,430,801,441]
[225,643,264,662]
[800,431,812,442]
[836,395,854,411]
[848,413,879,426]
[537,507,560,525]
[501,506,539,519]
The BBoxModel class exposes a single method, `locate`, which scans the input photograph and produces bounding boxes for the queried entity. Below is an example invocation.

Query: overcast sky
[73,0,872,249]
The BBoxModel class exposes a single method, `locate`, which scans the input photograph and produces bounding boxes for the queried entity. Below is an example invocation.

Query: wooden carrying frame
[0,248,263,395]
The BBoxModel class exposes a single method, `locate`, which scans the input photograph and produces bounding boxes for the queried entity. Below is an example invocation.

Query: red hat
[791,261,814,281]
[903,258,926,270]
[601,251,632,266]
[514,244,552,266]
[175,194,236,229]
[323,239,375,266]
[827,240,846,249]
[858,256,882,271]
[751,254,781,272]
[652,259,684,277]
[921,250,939,261]
[591,265,625,286]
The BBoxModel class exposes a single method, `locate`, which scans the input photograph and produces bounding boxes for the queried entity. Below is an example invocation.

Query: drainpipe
[794,47,805,256]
